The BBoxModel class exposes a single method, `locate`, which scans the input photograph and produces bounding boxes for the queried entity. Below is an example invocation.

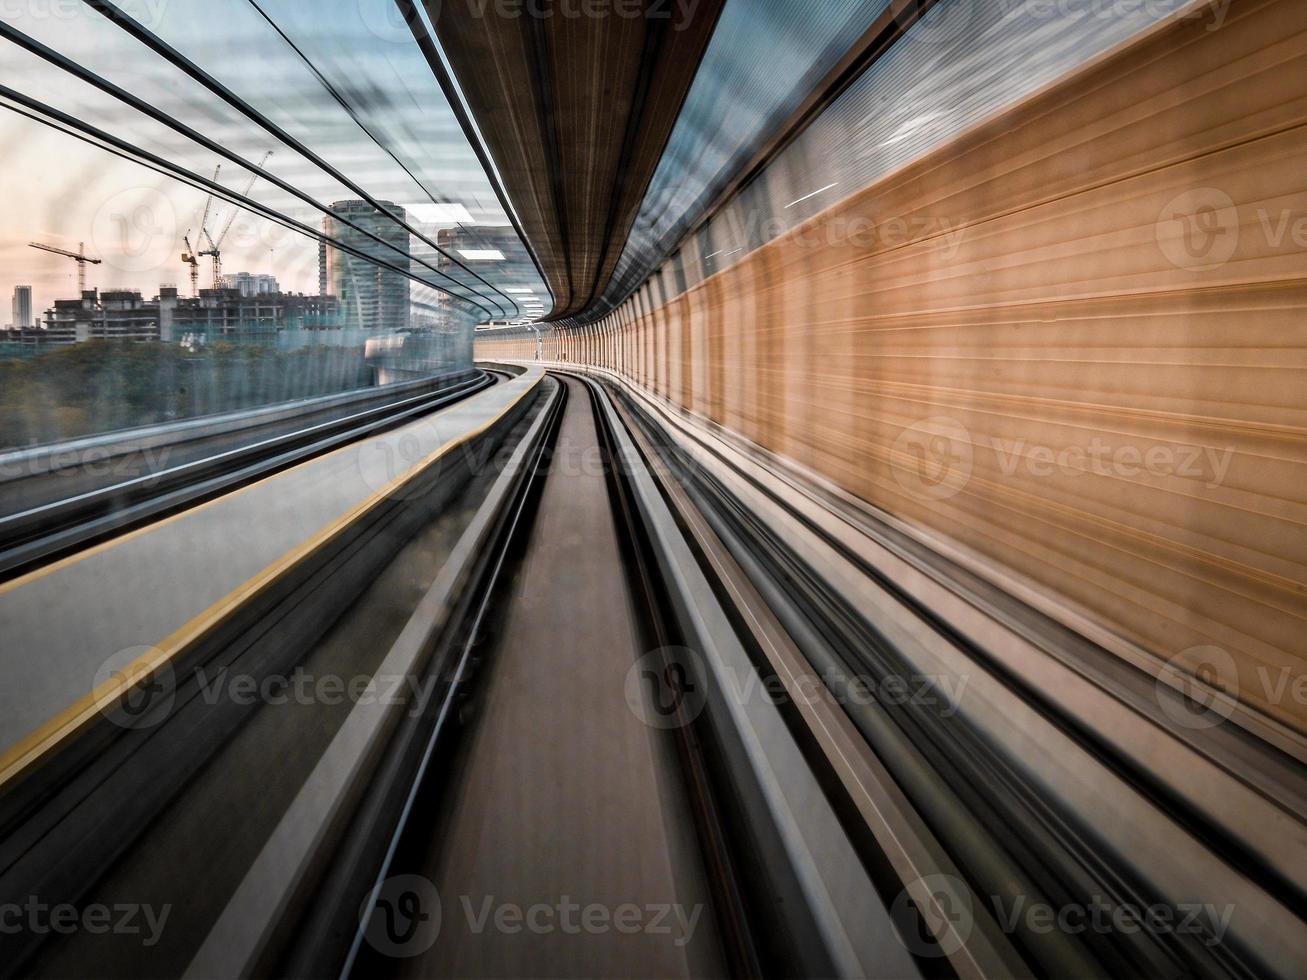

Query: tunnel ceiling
[426,0,725,320]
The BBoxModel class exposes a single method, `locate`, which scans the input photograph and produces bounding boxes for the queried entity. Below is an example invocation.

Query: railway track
[598,368,1307,980]
[5,366,1301,979]
[0,369,917,978]
[0,370,498,581]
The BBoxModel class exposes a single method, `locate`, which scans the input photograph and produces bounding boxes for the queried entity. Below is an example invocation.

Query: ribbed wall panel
[482,0,1307,740]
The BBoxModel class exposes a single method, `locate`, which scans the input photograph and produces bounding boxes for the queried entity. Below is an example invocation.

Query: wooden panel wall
[478,0,1307,738]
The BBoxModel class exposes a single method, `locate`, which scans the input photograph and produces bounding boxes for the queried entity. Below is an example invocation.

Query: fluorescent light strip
[408,202,475,224]
[784,182,839,208]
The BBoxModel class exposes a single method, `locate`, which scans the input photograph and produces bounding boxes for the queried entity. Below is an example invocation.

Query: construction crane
[193,164,222,292]
[200,151,272,290]
[28,241,102,293]
[181,231,201,297]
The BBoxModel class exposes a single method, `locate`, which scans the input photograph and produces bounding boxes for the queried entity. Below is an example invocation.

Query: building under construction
[2,286,342,348]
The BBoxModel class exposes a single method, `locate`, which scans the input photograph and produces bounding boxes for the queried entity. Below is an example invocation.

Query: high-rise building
[11,285,32,329]
[434,225,539,323]
[319,200,410,331]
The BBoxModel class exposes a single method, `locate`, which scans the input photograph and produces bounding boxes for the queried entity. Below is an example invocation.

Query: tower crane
[28,241,102,293]
[200,151,272,290]
[192,164,222,292]
[181,231,201,297]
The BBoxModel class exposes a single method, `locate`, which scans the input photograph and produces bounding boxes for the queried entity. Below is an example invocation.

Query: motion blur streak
[480,0,1307,743]
[2,0,1306,978]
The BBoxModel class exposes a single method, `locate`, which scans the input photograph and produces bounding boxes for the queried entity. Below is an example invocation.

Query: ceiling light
[458,249,505,261]
[409,203,476,224]
[784,182,839,209]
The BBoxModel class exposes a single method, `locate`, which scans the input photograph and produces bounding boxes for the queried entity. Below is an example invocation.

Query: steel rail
[0,372,494,581]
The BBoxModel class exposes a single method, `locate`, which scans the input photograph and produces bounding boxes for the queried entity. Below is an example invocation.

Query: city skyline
[0,0,528,322]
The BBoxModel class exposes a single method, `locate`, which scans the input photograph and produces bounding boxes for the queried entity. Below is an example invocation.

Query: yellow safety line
[0,374,541,789]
